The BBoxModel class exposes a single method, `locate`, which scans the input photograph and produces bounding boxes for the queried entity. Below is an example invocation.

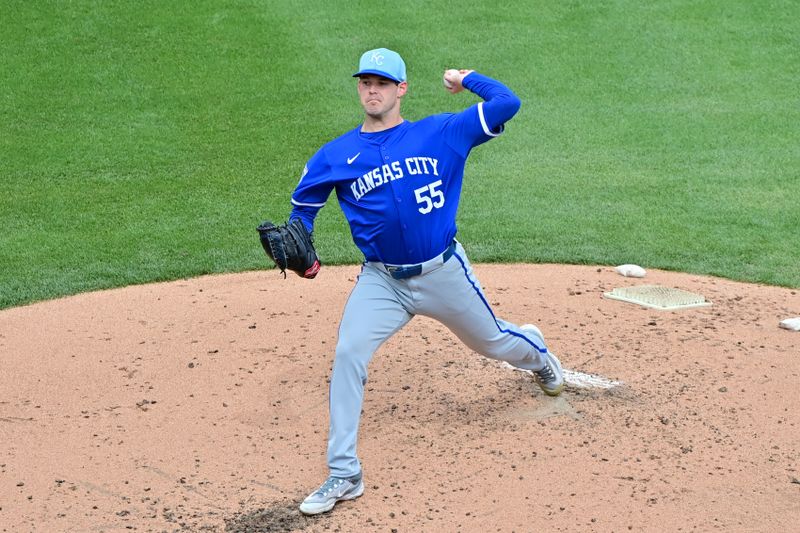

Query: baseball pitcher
[259,47,565,515]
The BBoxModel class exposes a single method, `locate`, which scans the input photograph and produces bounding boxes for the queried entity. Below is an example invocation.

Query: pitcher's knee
[334,339,371,384]
[469,329,546,369]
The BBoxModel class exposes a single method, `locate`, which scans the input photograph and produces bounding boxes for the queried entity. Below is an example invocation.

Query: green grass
[2,0,799,309]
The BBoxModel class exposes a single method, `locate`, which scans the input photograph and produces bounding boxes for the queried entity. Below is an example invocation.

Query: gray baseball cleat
[522,324,565,396]
[299,474,364,515]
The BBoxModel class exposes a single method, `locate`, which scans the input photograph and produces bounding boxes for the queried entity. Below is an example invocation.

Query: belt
[382,241,457,280]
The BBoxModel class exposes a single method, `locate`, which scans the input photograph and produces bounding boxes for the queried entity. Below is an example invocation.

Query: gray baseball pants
[327,241,549,478]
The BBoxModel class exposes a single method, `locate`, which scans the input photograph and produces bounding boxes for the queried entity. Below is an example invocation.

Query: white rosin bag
[614,264,646,278]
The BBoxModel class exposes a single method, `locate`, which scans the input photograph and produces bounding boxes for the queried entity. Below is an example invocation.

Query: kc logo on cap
[370,51,384,65]
[353,48,406,83]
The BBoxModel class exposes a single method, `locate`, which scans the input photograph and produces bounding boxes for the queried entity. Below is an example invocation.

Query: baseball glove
[257,219,321,279]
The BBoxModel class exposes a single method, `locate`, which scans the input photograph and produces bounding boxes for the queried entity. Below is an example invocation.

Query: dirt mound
[1,264,798,532]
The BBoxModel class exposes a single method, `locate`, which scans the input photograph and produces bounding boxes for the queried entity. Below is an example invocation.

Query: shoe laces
[535,362,557,384]
[316,477,345,496]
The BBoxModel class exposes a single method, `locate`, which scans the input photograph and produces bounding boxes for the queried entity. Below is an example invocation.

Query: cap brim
[353,69,404,83]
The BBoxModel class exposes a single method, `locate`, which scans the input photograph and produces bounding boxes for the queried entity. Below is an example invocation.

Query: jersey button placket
[383,144,409,257]
[383,147,398,205]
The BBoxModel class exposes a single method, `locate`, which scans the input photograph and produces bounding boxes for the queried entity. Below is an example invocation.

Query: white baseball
[443,69,459,89]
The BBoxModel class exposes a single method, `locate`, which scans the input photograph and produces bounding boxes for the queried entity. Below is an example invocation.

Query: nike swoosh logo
[347,153,361,165]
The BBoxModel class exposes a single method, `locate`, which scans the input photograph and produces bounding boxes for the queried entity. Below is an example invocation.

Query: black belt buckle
[387,265,422,280]
[386,241,455,280]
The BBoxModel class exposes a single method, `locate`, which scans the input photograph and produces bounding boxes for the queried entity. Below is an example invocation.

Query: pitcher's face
[357,75,407,119]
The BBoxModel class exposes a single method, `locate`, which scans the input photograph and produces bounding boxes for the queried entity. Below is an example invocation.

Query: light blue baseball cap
[353,48,406,83]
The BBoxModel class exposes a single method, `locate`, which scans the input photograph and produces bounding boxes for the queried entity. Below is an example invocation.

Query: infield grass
[2,0,798,308]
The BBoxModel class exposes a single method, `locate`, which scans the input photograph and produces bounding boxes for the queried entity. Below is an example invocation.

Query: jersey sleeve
[289,148,334,231]
[442,72,522,157]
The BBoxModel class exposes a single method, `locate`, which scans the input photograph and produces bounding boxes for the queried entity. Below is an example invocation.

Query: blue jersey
[290,72,520,265]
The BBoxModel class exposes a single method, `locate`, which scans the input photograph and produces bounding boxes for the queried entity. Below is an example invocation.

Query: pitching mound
[1,264,798,532]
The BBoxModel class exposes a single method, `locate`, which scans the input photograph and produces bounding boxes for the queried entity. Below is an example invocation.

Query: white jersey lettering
[350,157,437,201]
[428,157,439,176]
[391,160,404,179]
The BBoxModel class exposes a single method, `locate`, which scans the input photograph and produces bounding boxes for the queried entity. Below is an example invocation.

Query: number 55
[414,180,445,214]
